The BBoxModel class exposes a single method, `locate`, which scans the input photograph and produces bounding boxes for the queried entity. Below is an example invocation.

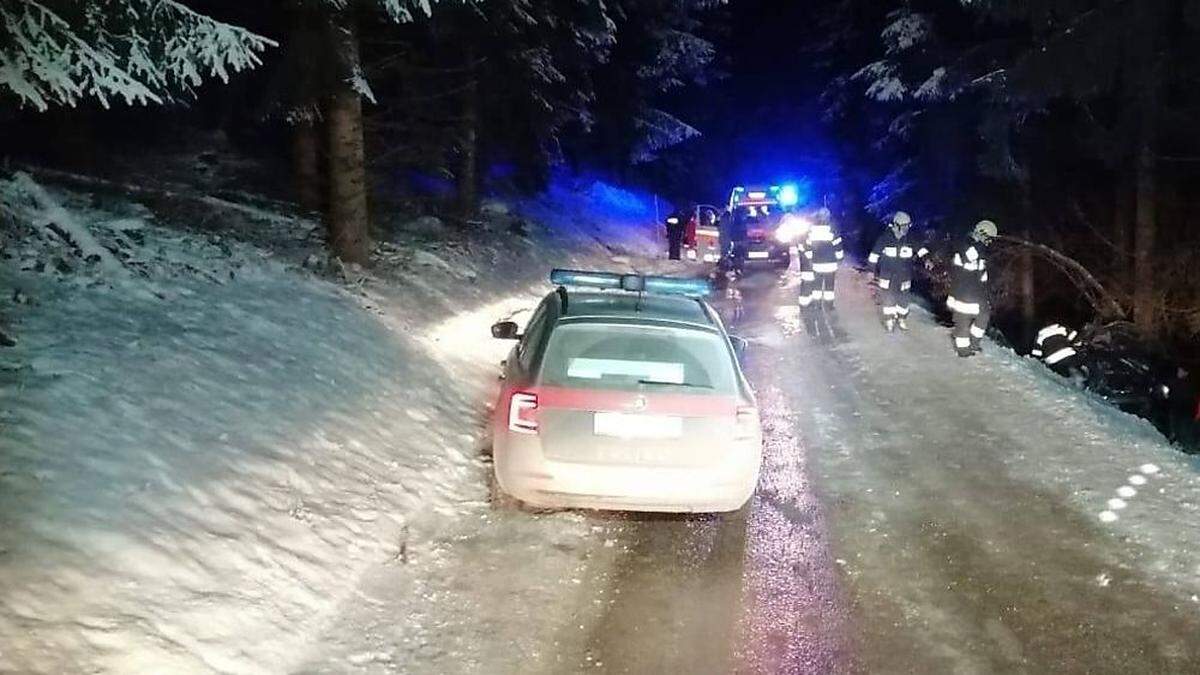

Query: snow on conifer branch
[631,108,700,163]
[637,29,716,92]
[0,0,275,111]
[881,9,931,55]
[853,60,906,101]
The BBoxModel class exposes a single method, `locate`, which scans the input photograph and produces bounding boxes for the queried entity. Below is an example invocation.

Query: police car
[489,269,763,513]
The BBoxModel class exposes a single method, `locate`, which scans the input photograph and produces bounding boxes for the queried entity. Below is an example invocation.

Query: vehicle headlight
[774,214,811,244]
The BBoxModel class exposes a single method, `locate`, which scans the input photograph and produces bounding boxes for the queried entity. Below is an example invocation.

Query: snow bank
[512,173,664,258]
[961,340,1200,599]
[794,270,1200,608]
[0,170,672,673]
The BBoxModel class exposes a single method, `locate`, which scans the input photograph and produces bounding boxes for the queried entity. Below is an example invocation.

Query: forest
[3,0,1199,360]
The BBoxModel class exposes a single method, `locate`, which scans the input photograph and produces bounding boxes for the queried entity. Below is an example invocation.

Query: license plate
[593,412,683,439]
[747,251,770,259]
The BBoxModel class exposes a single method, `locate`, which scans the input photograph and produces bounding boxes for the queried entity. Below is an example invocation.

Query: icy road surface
[311,266,1200,674]
[728,269,1200,673]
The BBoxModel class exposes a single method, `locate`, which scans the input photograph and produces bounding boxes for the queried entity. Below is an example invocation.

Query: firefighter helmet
[890,211,912,236]
[814,207,833,224]
[972,220,998,242]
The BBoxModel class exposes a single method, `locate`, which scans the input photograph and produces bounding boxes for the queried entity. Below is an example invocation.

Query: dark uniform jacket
[805,223,844,273]
[1031,324,1079,365]
[868,230,929,288]
[948,239,990,314]
[720,210,748,253]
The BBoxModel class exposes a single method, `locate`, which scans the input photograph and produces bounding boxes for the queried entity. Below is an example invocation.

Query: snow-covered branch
[0,0,275,111]
[4,172,126,275]
[636,29,716,91]
[882,9,932,55]
[853,60,907,101]
[631,108,700,163]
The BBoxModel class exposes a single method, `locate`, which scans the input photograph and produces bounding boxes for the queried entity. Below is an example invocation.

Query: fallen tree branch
[9,172,126,275]
[992,234,1126,320]
[9,164,316,221]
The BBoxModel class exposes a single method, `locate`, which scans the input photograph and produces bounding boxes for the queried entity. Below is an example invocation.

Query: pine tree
[959,0,1200,334]
[0,0,274,111]
[298,0,462,264]
[820,0,1200,342]
[584,0,721,173]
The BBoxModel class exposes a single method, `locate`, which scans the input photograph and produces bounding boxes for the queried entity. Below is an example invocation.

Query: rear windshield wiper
[637,379,712,389]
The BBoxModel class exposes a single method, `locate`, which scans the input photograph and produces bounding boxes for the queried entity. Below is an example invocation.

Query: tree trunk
[292,121,322,213]
[1130,0,1164,336]
[1132,87,1160,335]
[1112,168,1134,294]
[324,13,371,265]
[457,49,480,216]
[1019,223,1036,343]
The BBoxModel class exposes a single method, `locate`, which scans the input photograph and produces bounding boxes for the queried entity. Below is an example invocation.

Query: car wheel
[487,468,524,512]
[716,498,753,526]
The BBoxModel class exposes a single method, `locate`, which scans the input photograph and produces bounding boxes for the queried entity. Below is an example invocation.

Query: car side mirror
[730,335,748,357]
[491,321,520,340]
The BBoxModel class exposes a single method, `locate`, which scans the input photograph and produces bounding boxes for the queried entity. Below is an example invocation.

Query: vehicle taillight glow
[734,405,759,441]
[508,391,539,434]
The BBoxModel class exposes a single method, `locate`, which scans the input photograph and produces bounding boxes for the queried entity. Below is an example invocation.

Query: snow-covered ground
[3,164,1199,673]
[745,269,1200,671]
[0,170,671,673]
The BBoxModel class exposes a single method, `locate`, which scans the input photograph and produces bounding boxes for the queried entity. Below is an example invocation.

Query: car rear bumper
[495,438,761,513]
[740,242,788,265]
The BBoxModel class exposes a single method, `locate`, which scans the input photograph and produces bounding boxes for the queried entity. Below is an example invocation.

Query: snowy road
[722,267,1200,673]
[309,264,1200,674]
[5,175,1197,672]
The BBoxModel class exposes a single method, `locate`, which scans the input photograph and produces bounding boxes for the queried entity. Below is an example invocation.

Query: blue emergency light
[550,269,712,297]
[777,183,800,207]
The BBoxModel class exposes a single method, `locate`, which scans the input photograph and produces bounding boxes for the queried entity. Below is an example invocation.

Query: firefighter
[868,211,929,332]
[664,206,688,260]
[948,220,997,357]
[802,207,844,309]
[795,220,816,310]
[1031,322,1083,376]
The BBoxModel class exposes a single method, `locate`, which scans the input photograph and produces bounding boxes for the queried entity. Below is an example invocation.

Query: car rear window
[537,323,737,394]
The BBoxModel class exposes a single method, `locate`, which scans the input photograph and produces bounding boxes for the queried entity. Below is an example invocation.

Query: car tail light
[734,405,759,441]
[508,391,539,434]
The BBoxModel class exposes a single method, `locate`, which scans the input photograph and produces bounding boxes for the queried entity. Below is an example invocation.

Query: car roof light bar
[549,269,712,297]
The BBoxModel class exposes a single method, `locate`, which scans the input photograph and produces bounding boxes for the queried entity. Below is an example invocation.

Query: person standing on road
[803,207,844,310]
[795,221,816,310]
[948,220,997,357]
[665,206,688,260]
[868,211,929,332]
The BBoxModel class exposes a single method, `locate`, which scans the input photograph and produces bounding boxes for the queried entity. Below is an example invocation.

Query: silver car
[489,270,763,513]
